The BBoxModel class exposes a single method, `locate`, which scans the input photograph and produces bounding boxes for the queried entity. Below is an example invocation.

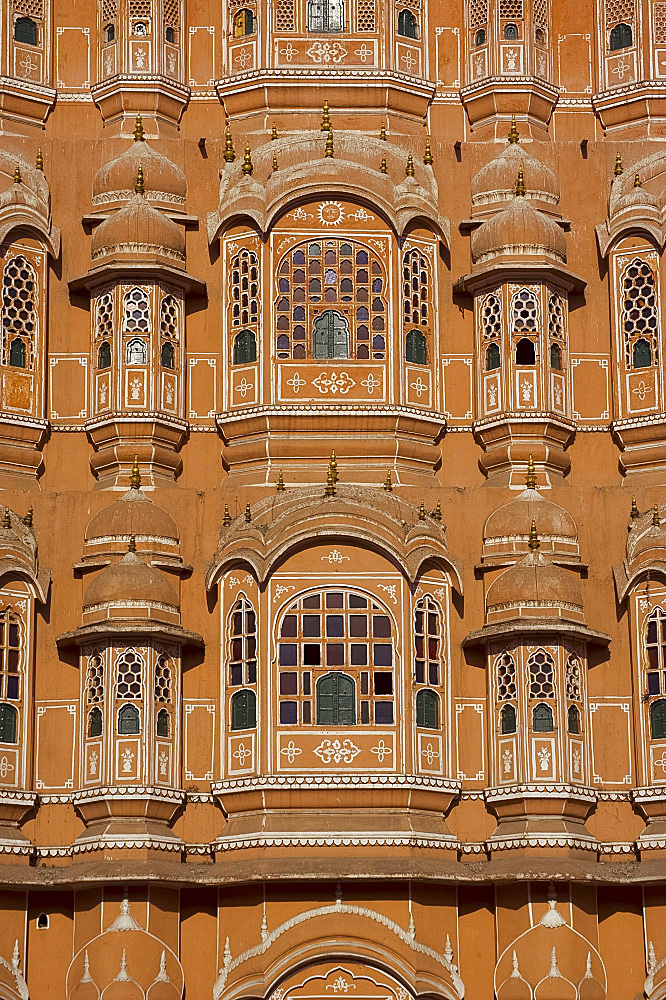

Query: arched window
[115,649,143,700]
[651,699,666,739]
[633,338,652,368]
[2,255,37,371]
[0,704,17,744]
[535,27,545,44]
[233,9,255,35]
[496,651,516,699]
[278,589,395,726]
[567,705,580,734]
[397,8,417,37]
[118,704,140,735]
[88,707,103,738]
[550,343,562,369]
[565,653,581,702]
[500,704,517,734]
[528,649,555,698]
[96,291,113,338]
[405,329,427,365]
[104,23,115,42]
[316,672,356,725]
[122,287,151,332]
[154,654,172,703]
[512,288,538,332]
[416,689,439,729]
[228,597,257,687]
[231,689,256,730]
[476,28,486,45]
[86,654,104,705]
[98,342,111,369]
[532,703,554,732]
[610,22,632,50]
[14,17,37,45]
[307,0,344,32]
[156,708,170,737]
[414,596,442,686]
[486,343,501,371]
[230,248,259,330]
[402,246,430,336]
[276,239,387,360]
[0,611,22,706]
[482,293,502,367]
[160,342,175,369]
[515,337,536,365]
[503,22,518,39]
[126,338,147,365]
[159,295,178,369]
[166,26,175,42]
[233,329,257,365]
[622,259,658,369]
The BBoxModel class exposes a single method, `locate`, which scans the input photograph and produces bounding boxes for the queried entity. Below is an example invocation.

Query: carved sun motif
[318,201,345,226]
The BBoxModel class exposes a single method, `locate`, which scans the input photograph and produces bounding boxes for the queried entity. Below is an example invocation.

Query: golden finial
[130,454,141,489]
[134,113,145,142]
[515,167,526,197]
[242,147,253,175]
[380,154,387,174]
[35,148,43,171]
[244,502,252,523]
[271,124,278,140]
[13,164,21,185]
[383,471,393,492]
[325,128,334,158]
[630,496,640,520]
[325,460,337,497]
[526,454,536,490]
[272,153,278,173]
[380,121,387,141]
[276,470,285,492]
[1,509,10,530]
[134,163,145,195]
[418,501,426,521]
[128,534,136,552]
[614,152,623,177]
[321,99,331,131]
[507,114,519,144]
[634,172,642,188]
[329,449,338,483]
[223,127,236,164]
[22,506,33,528]
[431,501,442,521]
[406,153,415,178]
[653,505,661,527]
[423,137,433,166]
[528,519,540,550]
[223,504,232,526]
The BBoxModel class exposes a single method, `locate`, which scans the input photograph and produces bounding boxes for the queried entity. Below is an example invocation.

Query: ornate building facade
[0,0,665,997]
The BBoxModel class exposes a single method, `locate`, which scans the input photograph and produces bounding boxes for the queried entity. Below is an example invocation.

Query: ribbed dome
[471,143,559,207]
[614,181,660,218]
[83,550,178,609]
[484,488,578,548]
[92,139,186,208]
[85,487,179,545]
[91,193,185,261]
[486,550,583,614]
[472,195,566,264]
[631,521,666,564]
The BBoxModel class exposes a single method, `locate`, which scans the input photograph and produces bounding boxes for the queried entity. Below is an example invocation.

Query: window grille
[275,0,295,30]
[88,707,103,738]
[567,705,580,734]
[156,708,170,736]
[469,0,488,28]
[13,0,44,17]
[356,0,375,30]
[533,0,548,29]
[98,342,111,369]
[406,330,427,365]
[605,0,634,27]
[610,21,633,47]
[163,0,179,27]
[154,655,172,703]
[622,259,658,369]
[227,598,257,687]
[230,248,259,329]
[655,2,666,43]
[86,654,104,704]
[528,649,555,698]
[101,0,117,19]
[500,0,523,16]
[403,248,430,328]
[96,292,114,340]
[0,611,22,705]
[496,652,517,700]
[414,597,441,686]
[2,255,37,370]
[397,8,417,37]
[122,287,151,332]
[128,0,152,15]
[565,654,581,702]
[14,16,37,43]
[115,649,143,699]
[512,287,539,332]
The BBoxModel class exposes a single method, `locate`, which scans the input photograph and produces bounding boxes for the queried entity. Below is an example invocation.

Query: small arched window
[316,672,356,725]
[14,17,37,45]
[123,287,151,332]
[166,26,175,43]
[313,310,350,359]
[233,9,255,36]
[104,23,115,42]
[515,337,536,365]
[550,343,562,370]
[160,342,175,369]
[307,0,344,32]
[633,337,652,369]
[535,27,545,44]
[503,22,518,39]
[651,699,666,739]
[231,689,256,731]
[98,342,111,370]
[9,339,25,368]
[610,22,632,50]
[567,705,580,734]
[118,704,140,735]
[405,329,427,365]
[88,707,103,738]
[156,708,170,737]
[397,8,417,38]
[532,703,554,733]
[233,329,257,365]
[126,338,147,365]
[486,343,501,371]
[0,704,17,744]
[475,28,486,45]
[416,689,439,729]
[500,704,517,734]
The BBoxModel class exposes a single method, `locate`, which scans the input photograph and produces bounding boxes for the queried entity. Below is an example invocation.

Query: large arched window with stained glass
[275,239,387,361]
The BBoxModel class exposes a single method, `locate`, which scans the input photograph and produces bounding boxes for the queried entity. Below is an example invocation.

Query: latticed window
[154,654,172,703]
[622,259,658,369]
[403,248,430,329]
[227,598,257,687]
[115,649,143,700]
[499,0,523,15]
[482,293,502,370]
[0,611,22,705]
[356,0,375,30]
[2,255,37,370]
[159,295,178,370]
[646,608,666,701]
[512,287,538,332]
[307,0,344,31]
[163,0,180,29]
[129,0,152,14]
[528,649,555,698]
[534,0,548,29]
[276,239,386,360]
[414,597,441,686]
[102,0,117,18]
[96,292,113,340]
[86,654,104,704]
[230,249,259,329]
[496,651,517,701]
[565,653,581,702]
[275,0,295,30]
[654,2,666,44]
[277,590,394,726]
[606,0,634,26]
[469,0,488,27]
[548,293,565,369]
[122,287,151,332]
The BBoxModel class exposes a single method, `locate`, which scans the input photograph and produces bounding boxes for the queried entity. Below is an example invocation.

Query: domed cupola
[92,115,186,213]
[470,120,559,217]
[82,537,180,627]
[471,176,566,266]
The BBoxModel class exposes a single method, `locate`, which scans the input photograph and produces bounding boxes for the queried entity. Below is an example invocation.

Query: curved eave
[69,261,206,297]
[56,619,204,649]
[0,557,50,604]
[455,260,585,295]
[596,218,663,258]
[615,560,666,603]
[0,211,60,258]
[462,617,610,649]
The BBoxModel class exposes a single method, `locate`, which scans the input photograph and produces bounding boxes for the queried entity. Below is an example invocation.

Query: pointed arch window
[610,22,632,50]
[402,247,430,329]
[307,0,344,31]
[159,295,178,370]
[622,259,658,369]
[532,702,554,732]
[567,705,580,734]
[397,8,417,37]
[126,338,147,365]
[516,337,536,365]
[122,287,151,332]
[115,649,143,700]
[500,703,517,734]
[227,597,257,688]
[2,255,37,371]
[156,708,170,737]
[230,248,259,330]
[0,610,22,706]
[118,704,140,735]
[88,707,103,738]
[486,343,501,371]
[98,342,111,370]
[528,649,555,698]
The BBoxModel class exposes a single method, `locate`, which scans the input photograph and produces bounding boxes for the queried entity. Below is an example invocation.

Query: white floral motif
[279,43,298,62]
[130,378,142,400]
[104,51,113,75]
[653,750,666,772]
[312,371,356,395]
[632,380,652,401]
[487,383,498,406]
[286,373,306,393]
[280,740,302,764]
[612,59,632,81]
[350,208,373,221]
[474,53,483,77]
[502,749,512,774]
[353,44,373,62]
[421,742,439,765]
[553,382,562,407]
[121,748,135,773]
[321,549,349,564]
[506,48,518,70]
[165,383,174,405]
[237,377,253,399]
[306,41,347,64]
[134,47,147,69]
[99,383,108,404]
[401,49,417,72]
[326,977,356,993]
[168,51,177,73]
[232,743,252,767]
[234,48,252,69]
[370,739,393,763]
[378,583,397,604]
[88,751,98,777]
[520,380,533,402]
[572,748,581,773]
[537,747,551,771]
[159,750,168,776]
[19,52,38,78]
[361,373,381,394]
[274,584,295,603]
[291,207,309,221]
[410,376,428,398]
[314,739,361,764]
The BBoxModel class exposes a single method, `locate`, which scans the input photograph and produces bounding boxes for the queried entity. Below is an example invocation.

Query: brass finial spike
[526,454,537,490]
[2,509,10,530]
[130,454,141,489]
[35,148,43,171]
[423,137,433,166]
[134,164,145,195]
[134,113,145,142]
[515,167,526,197]
[418,501,427,521]
[406,153,415,178]
[383,471,393,492]
[431,500,442,521]
[276,471,285,492]
[223,127,236,164]
[223,504,232,526]
[242,147,253,175]
[329,449,338,483]
[380,154,387,174]
[634,172,642,188]
[614,152,623,177]
[630,496,640,520]
[244,502,252,523]
[325,128,334,158]
[128,534,136,553]
[380,121,387,141]
[320,99,331,131]
[272,153,278,173]
[22,506,33,528]
[653,505,661,527]
[13,164,21,185]
[528,519,540,550]
[507,114,519,144]
[271,124,278,140]
[325,460,337,497]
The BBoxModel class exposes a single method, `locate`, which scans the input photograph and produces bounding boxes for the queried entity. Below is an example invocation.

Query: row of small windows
[231,3,417,35]
[485,339,562,371]
[96,289,178,371]
[232,325,428,364]
[475,23,545,44]
[87,704,170,738]
[102,24,177,43]
[499,702,580,735]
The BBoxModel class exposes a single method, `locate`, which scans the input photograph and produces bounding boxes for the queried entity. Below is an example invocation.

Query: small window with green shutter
[118,704,140,735]
[651,699,666,739]
[416,689,439,729]
[532,703,554,733]
[500,704,516,734]
[231,689,256,731]
[233,329,257,365]
[0,704,17,744]
[313,310,350,359]
[316,672,355,725]
[88,707,102,738]
[405,329,427,365]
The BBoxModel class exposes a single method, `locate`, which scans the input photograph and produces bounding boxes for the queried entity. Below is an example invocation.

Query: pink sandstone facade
[1,0,666,997]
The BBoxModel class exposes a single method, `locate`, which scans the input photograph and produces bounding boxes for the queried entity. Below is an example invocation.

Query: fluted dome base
[474,415,575,487]
[86,415,186,489]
